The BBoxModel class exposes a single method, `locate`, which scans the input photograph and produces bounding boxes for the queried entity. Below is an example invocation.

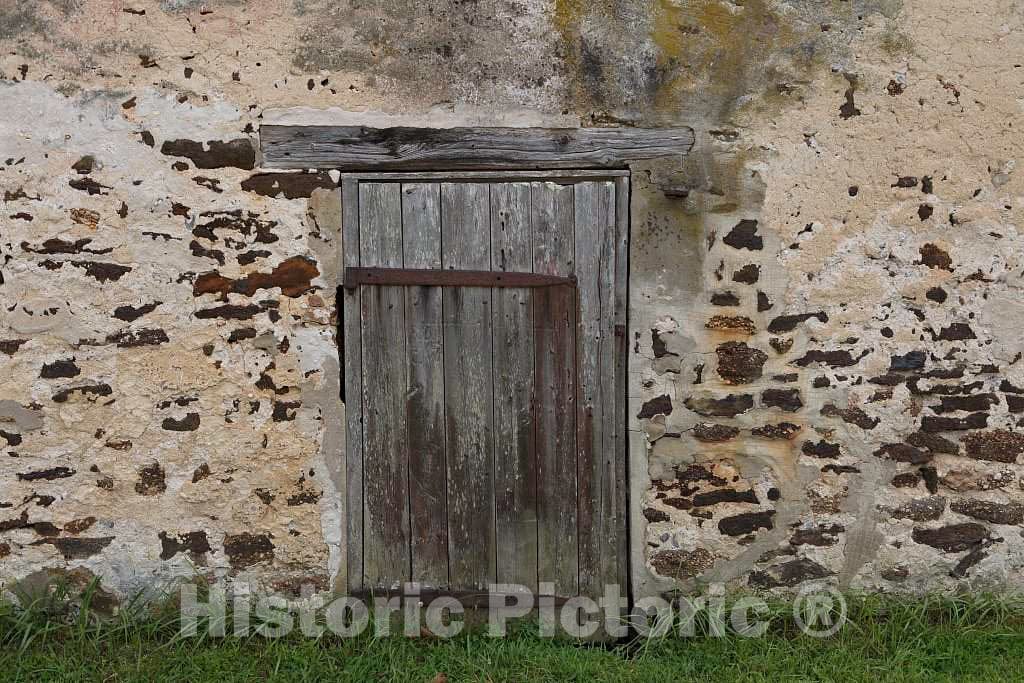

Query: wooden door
[342,171,629,600]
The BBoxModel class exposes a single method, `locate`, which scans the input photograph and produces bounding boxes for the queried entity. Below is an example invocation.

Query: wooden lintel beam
[260,125,694,170]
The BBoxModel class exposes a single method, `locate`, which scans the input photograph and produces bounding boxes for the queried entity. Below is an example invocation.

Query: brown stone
[761,388,803,412]
[650,548,716,580]
[912,523,990,552]
[691,423,740,442]
[961,429,1024,463]
[919,243,953,270]
[752,422,801,440]
[821,404,879,430]
[883,496,946,521]
[719,510,775,536]
[715,341,767,384]
[873,443,932,465]
[705,315,756,335]
[748,557,832,588]
[135,463,166,495]
[684,394,754,417]
[223,532,275,568]
[950,499,1024,525]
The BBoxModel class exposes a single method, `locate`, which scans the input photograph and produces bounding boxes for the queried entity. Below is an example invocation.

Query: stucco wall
[1,0,1023,602]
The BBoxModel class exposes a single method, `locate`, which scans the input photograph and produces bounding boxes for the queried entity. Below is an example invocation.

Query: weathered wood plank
[441,182,497,590]
[574,181,619,597]
[344,267,574,289]
[531,181,579,597]
[402,182,449,589]
[262,126,694,170]
[359,182,410,590]
[489,182,538,591]
[342,179,364,593]
[343,170,630,182]
[611,176,630,591]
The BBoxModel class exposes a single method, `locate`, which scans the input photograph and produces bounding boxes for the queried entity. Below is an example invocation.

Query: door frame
[340,170,631,599]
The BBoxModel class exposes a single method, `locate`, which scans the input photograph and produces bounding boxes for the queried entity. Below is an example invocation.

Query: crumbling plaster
[1,0,1023,602]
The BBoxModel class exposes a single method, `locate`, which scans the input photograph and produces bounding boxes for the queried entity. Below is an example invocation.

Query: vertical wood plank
[574,181,620,597]
[402,182,449,588]
[359,182,410,590]
[441,182,497,590]
[489,182,538,591]
[342,179,364,593]
[531,181,579,597]
[612,175,630,594]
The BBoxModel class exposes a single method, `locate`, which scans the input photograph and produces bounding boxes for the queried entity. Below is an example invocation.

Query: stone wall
[1,0,1022,601]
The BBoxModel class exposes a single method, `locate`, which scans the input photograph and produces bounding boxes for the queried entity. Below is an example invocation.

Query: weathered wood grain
[489,182,538,591]
[262,126,694,170]
[343,267,574,289]
[402,182,449,589]
[574,181,619,597]
[441,182,497,589]
[531,181,579,597]
[358,182,410,589]
[342,179,364,593]
[610,176,630,590]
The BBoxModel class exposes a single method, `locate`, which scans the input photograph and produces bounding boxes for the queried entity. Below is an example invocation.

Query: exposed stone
[821,404,879,430]
[890,351,927,371]
[193,257,320,299]
[789,523,844,547]
[715,342,767,384]
[719,510,775,536]
[692,488,759,507]
[751,422,801,440]
[950,499,1024,525]
[161,413,200,432]
[961,429,1024,463]
[710,291,740,306]
[941,469,1015,492]
[643,508,670,523]
[692,423,740,442]
[920,413,988,432]
[705,315,755,335]
[794,350,863,368]
[769,337,793,354]
[684,394,754,417]
[883,496,947,521]
[932,394,998,414]
[113,302,161,322]
[802,440,840,458]
[33,537,114,560]
[907,431,959,455]
[767,312,827,334]
[241,171,336,199]
[158,530,212,560]
[912,523,990,552]
[18,467,75,481]
[223,532,274,568]
[135,463,166,496]
[722,219,763,250]
[919,243,953,271]
[748,558,832,589]
[934,323,976,341]
[160,138,256,169]
[873,443,932,465]
[637,394,672,419]
[892,472,921,488]
[40,359,81,379]
[731,264,760,284]
[650,548,715,580]
[761,388,802,412]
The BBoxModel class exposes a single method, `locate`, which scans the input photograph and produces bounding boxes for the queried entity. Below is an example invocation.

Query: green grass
[3,584,1024,682]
